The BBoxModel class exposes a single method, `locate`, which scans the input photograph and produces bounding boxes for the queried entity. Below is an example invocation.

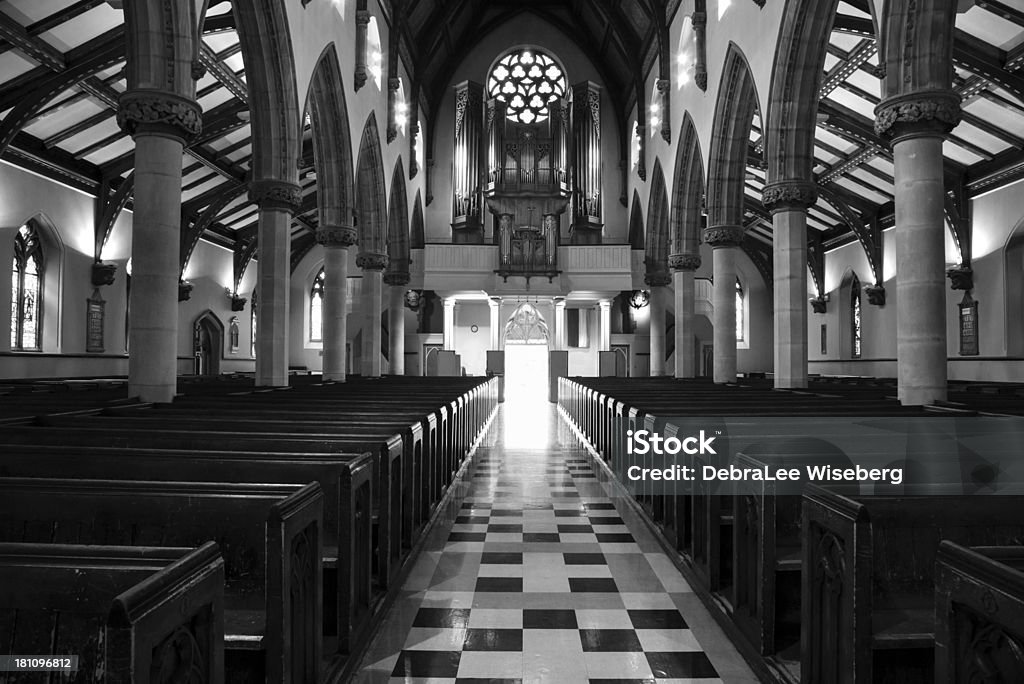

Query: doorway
[193,311,223,377]
[503,303,552,448]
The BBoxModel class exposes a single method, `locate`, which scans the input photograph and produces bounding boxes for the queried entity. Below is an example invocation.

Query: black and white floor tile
[355,404,756,684]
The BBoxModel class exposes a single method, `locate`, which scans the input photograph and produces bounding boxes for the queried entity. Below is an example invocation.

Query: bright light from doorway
[502,343,551,449]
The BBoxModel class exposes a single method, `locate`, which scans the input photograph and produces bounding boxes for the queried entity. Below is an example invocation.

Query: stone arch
[628,190,645,250]
[707,43,760,231]
[879,0,958,104]
[1004,219,1024,356]
[386,158,410,277]
[307,44,354,229]
[670,113,704,257]
[410,191,425,249]
[763,0,879,196]
[232,0,302,184]
[355,112,388,256]
[122,0,197,98]
[645,159,670,278]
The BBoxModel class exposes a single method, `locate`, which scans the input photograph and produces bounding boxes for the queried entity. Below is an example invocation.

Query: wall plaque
[86,290,105,353]
[958,292,979,357]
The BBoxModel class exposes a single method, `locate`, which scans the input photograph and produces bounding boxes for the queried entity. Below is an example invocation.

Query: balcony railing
[488,167,567,191]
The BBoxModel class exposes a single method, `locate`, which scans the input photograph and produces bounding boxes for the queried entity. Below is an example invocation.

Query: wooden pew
[801,485,1024,683]
[0,542,224,684]
[0,445,373,655]
[0,477,324,683]
[934,542,1024,683]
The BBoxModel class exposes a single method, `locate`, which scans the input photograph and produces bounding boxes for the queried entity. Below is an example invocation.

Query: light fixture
[629,290,650,309]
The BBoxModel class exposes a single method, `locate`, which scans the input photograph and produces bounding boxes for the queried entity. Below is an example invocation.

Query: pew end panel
[935,542,1024,683]
[0,542,225,684]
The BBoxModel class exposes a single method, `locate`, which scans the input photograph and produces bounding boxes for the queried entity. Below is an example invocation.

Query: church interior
[1,0,1024,682]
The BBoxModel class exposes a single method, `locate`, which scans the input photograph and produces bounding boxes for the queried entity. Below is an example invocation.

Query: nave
[355,401,754,683]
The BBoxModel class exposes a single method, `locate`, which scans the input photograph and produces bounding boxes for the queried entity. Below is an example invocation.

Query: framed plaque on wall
[86,290,105,353]
[958,292,979,356]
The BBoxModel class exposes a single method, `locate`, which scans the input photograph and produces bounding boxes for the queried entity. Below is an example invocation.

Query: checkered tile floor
[355,404,752,683]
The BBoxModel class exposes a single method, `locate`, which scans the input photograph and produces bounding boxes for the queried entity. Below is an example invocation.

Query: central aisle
[355,400,756,683]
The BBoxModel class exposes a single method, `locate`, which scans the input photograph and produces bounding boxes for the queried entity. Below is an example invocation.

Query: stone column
[670,253,701,378]
[249,181,301,387]
[554,298,567,351]
[117,92,202,403]
[353,9,370,90]
[598,300,611,352]
[763,182,817,389]
[703,225,744,384]
[443,297,457,350]
[488,297,501,349]
[318,225,357,382]
[385,273,409,375]
[876,91,960,405]
[646,272,671,376]
[357,253,387,377]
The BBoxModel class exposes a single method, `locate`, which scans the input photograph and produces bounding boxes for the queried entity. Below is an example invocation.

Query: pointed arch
[307,44,355,228]
[764,0,879,190]
[707,43,760,231]
[645,159,670,278]
[671,113,705,257]
[386,158,410,276]
[628,190,645,250]
[410,190,425,250]
[355,112,388,255]
[232,0,301,183]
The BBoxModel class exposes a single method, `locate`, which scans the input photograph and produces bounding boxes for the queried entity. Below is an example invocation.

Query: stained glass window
[10,223,42,351]
[735,279,745,344]
[310,268,325,342]
[251,289,257,358]
[851,276,862,359]
[487,48,566,124]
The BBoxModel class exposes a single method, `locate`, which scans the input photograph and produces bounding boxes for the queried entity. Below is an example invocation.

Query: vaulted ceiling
[0,0,1021,277]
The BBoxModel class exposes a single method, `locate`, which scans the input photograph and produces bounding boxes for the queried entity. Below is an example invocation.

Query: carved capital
[191,61,207,81]
[810,296,828,314]
[248,179,303,213]
[702,224,744,248]
[91,261,117,287]
[669,253,702,272]
[178,281,194,302]
[230,294,248,312]
[947,265,974,291]
[874,90,961,143]
[384,272,411,286]
[356,252,389,271]
[316,225,358,247]
[644,271,672,287]
[117,90,202,142]
[656,78,670,96]
[762,181,818,213]
[865,284,886,306]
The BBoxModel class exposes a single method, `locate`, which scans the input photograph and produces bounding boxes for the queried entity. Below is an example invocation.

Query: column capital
[487,297,500,309]
[356,252,389,271]
[249,179,303,213]
[355,8,371,24]
[644,271,672,287]
[598,300,612,311]
[669,253,702,272]
[117,90,202,142]
[762,181,818,214]
[702,225,744,248]
[383,272,410,286]
[874,90,961,144]
[316,225,358,247]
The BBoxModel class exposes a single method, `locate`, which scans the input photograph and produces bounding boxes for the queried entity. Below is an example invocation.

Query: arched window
[250,289,257,358]
[735,278,745,345]
[11,223,42,351]
[310,268,325,342]
[851,276,862,359]
[676,16,696,88]
[367,16,383,89]
[487,47,566,124]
